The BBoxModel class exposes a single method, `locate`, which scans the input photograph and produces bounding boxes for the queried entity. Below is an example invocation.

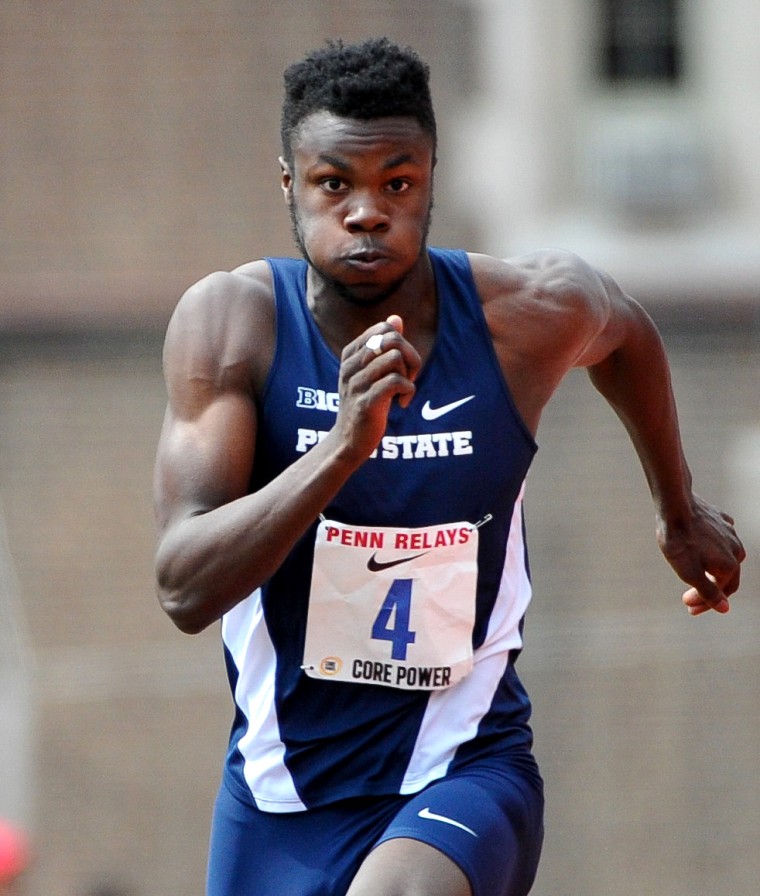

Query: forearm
[155,431,359,634]
[587,300,693,524]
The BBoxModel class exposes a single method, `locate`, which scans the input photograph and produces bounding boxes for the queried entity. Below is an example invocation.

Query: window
[600,0,681,83]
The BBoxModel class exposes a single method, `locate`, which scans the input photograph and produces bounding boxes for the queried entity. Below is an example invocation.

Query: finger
[364,332,385,356]
[721,524,746,566]
[346,336,417,411]
[684,599,714,617]
[361,327,421,384]
[344,322,392,357]
[684,597,729,616]
[719,561,742,598]
[682,575,730,615]
[683,595,710,617]
[384,320,421,383]
[354,323,404,360]
[682,588,725,616]
[366,351,417,406]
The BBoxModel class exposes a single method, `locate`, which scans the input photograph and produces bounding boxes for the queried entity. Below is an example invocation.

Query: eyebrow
[316,153,350,171]
[383,152,416,170]
[314,152,419,172]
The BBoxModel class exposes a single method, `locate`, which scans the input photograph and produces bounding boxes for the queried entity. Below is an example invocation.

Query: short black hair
[280,37,437,164]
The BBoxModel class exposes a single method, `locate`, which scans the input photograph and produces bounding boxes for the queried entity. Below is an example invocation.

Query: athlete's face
[280,112,435,306]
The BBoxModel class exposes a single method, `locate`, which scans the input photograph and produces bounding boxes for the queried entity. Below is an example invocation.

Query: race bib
[302,518,480,690]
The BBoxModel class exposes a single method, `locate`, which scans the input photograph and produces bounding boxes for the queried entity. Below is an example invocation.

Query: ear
[279,157,293,206]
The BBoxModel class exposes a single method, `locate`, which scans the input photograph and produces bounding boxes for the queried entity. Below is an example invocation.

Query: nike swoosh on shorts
[417,807,478,838]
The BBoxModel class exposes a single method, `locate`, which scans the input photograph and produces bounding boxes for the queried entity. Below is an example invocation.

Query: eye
[386,178,411,193]
[320,177,347,193]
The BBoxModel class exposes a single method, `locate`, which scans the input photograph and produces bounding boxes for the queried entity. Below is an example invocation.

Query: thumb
[386,314,404,335]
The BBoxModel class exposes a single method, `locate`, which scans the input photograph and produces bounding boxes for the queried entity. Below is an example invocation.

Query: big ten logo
[296,387,340,413]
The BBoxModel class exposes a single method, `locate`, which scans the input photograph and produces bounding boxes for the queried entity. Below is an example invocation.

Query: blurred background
[0,1,757,894]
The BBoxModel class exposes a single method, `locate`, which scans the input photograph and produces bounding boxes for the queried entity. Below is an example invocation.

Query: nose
[344,193,390,233]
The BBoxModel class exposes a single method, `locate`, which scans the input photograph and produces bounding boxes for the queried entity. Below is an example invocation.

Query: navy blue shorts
[207,766,544,896]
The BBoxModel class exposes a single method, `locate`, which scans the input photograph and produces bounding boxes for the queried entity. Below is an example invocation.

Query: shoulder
[467,248,613,352]
[468,248,608,311]
[463,249,624,433]
[163,260,276,405]
[169,260,274,334]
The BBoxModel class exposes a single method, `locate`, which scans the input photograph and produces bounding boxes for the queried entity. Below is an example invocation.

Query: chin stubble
[288,198,433,307]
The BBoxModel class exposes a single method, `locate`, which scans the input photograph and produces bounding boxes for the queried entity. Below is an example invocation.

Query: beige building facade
[452,0,760,304]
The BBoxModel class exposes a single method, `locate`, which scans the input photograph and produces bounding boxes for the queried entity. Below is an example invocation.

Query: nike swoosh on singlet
[366,551,429,572]
[420,395,475,420]
[417,807,478,838]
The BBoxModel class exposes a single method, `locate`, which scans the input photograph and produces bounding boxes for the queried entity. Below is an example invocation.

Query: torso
[219,248,540,812]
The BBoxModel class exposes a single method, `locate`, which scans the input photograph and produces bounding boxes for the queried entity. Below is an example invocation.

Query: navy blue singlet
[220,248,539,813]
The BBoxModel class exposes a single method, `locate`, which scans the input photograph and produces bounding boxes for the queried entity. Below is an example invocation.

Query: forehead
[291,111,434,165]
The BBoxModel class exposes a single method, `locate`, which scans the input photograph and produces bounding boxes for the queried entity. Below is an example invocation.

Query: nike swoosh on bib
[367,551,429,572]
[421,395,475,420]
[417,807,478,837]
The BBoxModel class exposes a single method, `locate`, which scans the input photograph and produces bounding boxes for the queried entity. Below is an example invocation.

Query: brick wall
[0,0,475,329]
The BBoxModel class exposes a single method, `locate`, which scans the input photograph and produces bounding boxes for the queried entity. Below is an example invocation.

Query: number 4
[371,579,416,661]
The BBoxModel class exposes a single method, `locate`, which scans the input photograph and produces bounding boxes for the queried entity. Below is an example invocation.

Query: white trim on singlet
[222,591,307,812]
[399,485,532,793]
